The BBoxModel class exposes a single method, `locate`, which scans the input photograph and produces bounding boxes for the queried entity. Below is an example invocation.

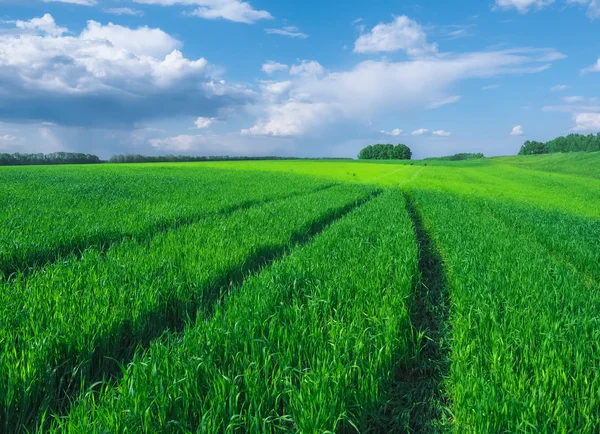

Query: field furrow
[0,184,375,433]
[365,194,452,434]
[48,190,419,434]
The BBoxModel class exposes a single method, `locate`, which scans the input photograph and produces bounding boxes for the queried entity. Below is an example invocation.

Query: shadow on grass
[1,189,379,434]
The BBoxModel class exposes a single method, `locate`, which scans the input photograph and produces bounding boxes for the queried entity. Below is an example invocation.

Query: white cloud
[426,95,461,109]
[563,95,584,103]
[0,15,253,127]
[194,117,216,129]
[104,8,145,16]
[494,0,555,13]
[16,14,67,36]
[43,0,96,5]
[80,21,181,57]
[262,61,288,74]
[241,101,333,136]
[497,0,600,18]
[150,132,292,155]
[588,0,600,18]
[150,134,200,151]
[511,125,524,135]
[482,84,500,90]
[0,135,21,151]
[354,15,438,56]
[432,130,452,137]
[265,26,308,39]
[289,60,324,77]
[134,0,272,24]
[411,128,429,135]
[242,48,564,137]
[260,80,293,98]
[381,128,402,136]
[550,84,570,91]
[582,58,600,74]
[572,112,600,131]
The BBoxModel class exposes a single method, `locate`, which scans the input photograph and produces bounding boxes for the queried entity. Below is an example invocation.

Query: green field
[1,153,599,433]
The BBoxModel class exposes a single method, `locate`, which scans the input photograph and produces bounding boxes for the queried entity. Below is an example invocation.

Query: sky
[0,0,599,159]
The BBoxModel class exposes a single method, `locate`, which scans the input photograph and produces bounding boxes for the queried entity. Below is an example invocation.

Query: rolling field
[1,153,599,433]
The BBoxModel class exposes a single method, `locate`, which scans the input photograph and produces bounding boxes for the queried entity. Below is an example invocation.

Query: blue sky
[0,0,599,159]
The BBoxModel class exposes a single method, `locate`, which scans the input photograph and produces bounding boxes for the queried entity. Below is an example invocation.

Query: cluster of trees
[519,133,600,155]
[358,144,412,160]
[425,153,484,161]
[0,152,101,166]
[108,155,353,163]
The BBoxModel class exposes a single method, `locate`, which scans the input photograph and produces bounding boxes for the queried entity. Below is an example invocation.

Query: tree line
[358,144,412,160]
[107,155,353,163]
[0,152,101,166]
[519,133,600,155]
[424,152,484,161]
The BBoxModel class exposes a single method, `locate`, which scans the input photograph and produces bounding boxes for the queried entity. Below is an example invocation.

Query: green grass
[48,190,419,433]
[0,151,598,433]
[0,184,375,432]
[411,190,600,432]
[0,165,333,279]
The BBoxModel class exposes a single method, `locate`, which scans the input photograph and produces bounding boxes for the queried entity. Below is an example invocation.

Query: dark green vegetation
[519,133,600,155]
[0,152,100,166]
[424,153,484,161]
[1,153,598,433]
[108,155,353,164]
[358,144,412,160]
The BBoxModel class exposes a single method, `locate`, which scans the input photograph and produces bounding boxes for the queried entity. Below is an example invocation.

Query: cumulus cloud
[265,26,308,39]
[411,128,429,135]
[242,47,564,137]
[16,14,68,36]
[80,21,181,57]
[289,60,325,77]
[241,101,333,136]
[262,61,288,74]
[0,15,253,127]
[550,84,570,91]
[381,128,402,136]
[511,125,525,135]
[354,15,438,56]
[432,130,452,137]
[426,95,461,109]
[194,117,216,129]
[104,8,145,16]
[572,112,600,131]
[582,58,600,73]
[134,0,273,24]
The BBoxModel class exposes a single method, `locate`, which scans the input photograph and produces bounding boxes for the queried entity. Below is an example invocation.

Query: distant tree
[358,144,412,160]
[425,153,485,161]
[107,155,353,164]
[519,134,600,156]
[519,140,549,156]
[0,152,102,166]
